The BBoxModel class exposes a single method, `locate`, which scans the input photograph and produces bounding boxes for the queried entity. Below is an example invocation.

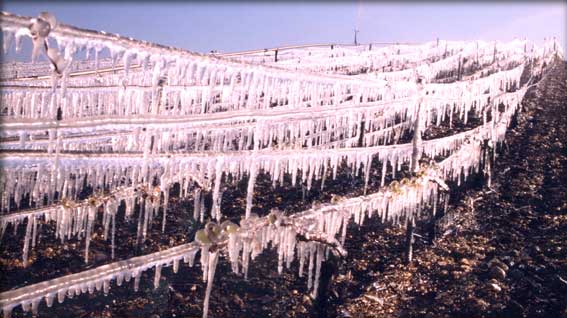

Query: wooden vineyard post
[405,217,415,264]
[314,251,339,317]
[482,139,494,188]
[357,119,366,148]
[524,41,527,54]
[429,194,444,243]
[457,54,463,81]
[476,41,479,64]
[411,75,425,173]
[411,103,422,173]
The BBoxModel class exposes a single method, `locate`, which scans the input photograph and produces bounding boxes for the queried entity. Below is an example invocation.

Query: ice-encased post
[356,119,366,148]
[404,217,415,264]
[411,78,425,174]
[457,54,463,81]
[482,139,494,188]
[245,162,258,219]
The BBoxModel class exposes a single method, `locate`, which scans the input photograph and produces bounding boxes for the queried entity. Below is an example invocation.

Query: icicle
[103,279,110,296]
[200,245,210,282]
[22,216,33,267]
[307,243,315,290]
[30,215,38,248]
[311,245,324,298]
[154,264,162,289]
[193,188,202,221]
[2,306,13,318]
[245,162,258,219]
[134,274,140,292]
[210,159,224,220]
[161,188,169,233]
[117,272,125,286]
[84,206,96,263]
[202,251,219,318]
[173,258,180,273]
[111,212,116,260]
[45,293,55,307]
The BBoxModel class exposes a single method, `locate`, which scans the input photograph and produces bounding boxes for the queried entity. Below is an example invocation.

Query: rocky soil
[332,59,567,318]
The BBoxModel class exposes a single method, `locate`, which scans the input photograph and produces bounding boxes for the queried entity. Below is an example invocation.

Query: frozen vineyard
[0,11,564,318]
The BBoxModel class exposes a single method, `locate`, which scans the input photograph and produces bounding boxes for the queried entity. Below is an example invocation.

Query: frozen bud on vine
[330,194,342,204]
[390,180,402,195]
[195,221,222,245]
[410,178,421,188]
[28,12,57,62]
[88,197,98,207]
[267,208,282,225]
[311,201,322,210]
[205,221,221,240]
[416,161,428,177]
[38,12,58,29]
[151,186,161,201]
[220,220,239,234]
[195,229,212,245]
[28,18,50,39]
[61,198,73,209]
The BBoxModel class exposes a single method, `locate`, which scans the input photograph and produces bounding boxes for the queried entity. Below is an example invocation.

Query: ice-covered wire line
[2,12,551,126]
[0,41,530,126]
[0,86,526,217]
[0,93,494,153]
[358,43,528,83]
[225,40,448,67]
[0,60,526,155]
[0,240,201,318]
[218,41,421,58]
[0,184,165,266]
[0,58,536,221]
[249,39,530,79]
[0,161,446,318]
[0,12,405,111]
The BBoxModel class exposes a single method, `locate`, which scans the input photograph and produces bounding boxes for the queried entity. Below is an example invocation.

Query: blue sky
[2,1,566,54]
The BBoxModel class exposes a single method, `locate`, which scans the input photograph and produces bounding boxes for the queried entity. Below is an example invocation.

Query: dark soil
[332,60,567,318]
